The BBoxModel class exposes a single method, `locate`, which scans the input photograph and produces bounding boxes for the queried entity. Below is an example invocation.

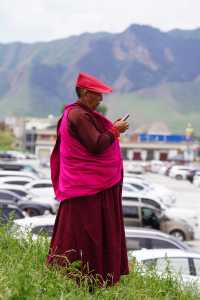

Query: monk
[47,72,129,286]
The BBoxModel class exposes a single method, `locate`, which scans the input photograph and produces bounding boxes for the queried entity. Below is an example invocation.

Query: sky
[1,0,200,43]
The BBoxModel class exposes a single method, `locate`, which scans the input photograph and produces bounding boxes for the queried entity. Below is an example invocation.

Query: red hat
[76,72,112,94]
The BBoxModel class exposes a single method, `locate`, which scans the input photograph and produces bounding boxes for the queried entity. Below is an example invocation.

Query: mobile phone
[121,114,130,121]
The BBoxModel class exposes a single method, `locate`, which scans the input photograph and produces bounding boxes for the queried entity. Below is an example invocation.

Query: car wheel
[170,230,185,241]
[175,174,183,180]
[23,208,41,217]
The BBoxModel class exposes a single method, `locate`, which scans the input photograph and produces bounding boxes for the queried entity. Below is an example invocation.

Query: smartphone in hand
[121,114,130,121]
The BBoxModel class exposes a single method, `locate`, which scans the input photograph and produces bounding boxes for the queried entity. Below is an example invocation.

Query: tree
[96,104,107,115]
[0,130,15,151]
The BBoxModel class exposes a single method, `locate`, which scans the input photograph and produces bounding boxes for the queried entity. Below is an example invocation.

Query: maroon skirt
[47,183,129,285]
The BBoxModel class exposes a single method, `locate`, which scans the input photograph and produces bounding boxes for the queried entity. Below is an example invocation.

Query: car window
[141,207,160,229]
[130,183,144,191]
[32,183,52,188]
[193,259,200,276]
[144,258,190,275]
[150,239,178,249]
[8,189,27,198]
[123,184,136,192]
[22,165,38,175]
[142,207,155,219]
[0,191,15,201]
[122,206,139,218]
[126,237,146,250]
[142,198,161,210]
[6,181,29,186]
[32,225,53,236]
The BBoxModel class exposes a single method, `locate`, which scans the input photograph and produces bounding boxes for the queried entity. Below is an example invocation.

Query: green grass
[0,223,200,300]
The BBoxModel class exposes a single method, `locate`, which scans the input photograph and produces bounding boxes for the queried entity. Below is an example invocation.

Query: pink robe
[47,101,129,285]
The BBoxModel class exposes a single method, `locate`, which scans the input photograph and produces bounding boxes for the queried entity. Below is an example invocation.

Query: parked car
[123,161,144,174]
[124,176,176,207]
[0,151,16,161]
[169,165,194,180]
[0,190,53,216]
[129,249,200,286]
[0,184,32,200]
[122,191,198,231]
[0,201,26,223]
[122,199,194,241]
[13,215,56,239]
[125,227,191,251]
[25,179,54,197]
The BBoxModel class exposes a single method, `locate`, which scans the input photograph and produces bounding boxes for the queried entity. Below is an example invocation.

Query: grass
[0,223,200,300]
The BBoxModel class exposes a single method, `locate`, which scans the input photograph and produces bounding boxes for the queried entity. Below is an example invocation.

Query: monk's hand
[113,119,129,133]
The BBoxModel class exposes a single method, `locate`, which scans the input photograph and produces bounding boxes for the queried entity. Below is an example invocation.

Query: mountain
[168,28,200,39]
[0,24,200,132]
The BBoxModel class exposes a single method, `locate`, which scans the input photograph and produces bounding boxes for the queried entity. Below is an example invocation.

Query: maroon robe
[47,102,129,285]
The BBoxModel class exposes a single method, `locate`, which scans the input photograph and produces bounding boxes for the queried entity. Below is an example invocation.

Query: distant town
[1,115,199,164]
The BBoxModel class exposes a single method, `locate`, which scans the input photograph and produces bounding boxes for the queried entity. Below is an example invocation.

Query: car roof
[125,227,173,238]
[122,200,157,208]
[125,227,189,249]
[26,179,52,186]
[14,215,56,227]
[122,191,145,198]
[132,249,200,261]
[0,184,29,191]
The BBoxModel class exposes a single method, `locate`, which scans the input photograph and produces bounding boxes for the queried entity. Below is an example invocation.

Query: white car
[123,161,144,174]
[124,176,176,207]
[13,214,56,239]
[149,160,165,173]
[25,179,54,197]
[29,194,59,214]
[129,249,200,286]
[122,191,198,231]
[193,172,200,187]
[169,165,193,180]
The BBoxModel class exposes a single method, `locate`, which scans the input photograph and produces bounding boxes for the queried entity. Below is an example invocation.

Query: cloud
[0,0,200,43]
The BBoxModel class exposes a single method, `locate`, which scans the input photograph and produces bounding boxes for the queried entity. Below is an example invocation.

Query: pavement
[144,172,200,252]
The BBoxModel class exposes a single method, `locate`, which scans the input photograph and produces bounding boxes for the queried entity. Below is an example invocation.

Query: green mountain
[106,79,200,133]
[0,24,200,133]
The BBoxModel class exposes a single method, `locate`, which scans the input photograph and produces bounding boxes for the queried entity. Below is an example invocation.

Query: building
[121,133,197,162]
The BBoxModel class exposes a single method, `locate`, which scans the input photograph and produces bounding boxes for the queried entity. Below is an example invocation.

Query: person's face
[84,90,103,110]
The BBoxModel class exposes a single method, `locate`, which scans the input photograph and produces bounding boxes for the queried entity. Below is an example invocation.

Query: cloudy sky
[1,0,200,43]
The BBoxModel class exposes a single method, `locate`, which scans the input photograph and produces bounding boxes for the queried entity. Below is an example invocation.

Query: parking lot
[144,173,200,251]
